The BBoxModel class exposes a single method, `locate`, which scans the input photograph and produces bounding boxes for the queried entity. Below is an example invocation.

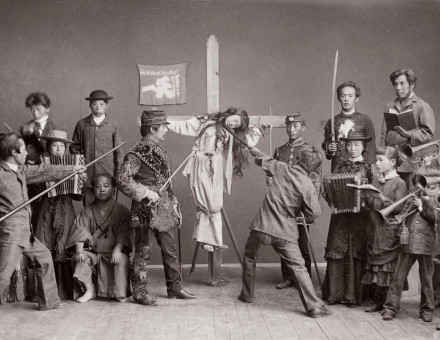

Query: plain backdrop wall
[1,0,439,265]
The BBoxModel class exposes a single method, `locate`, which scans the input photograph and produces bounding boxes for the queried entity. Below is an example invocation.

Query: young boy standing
[20,92,57,152]
[70,90,123,206]
[382,168,438,322]
[322,81,376,173]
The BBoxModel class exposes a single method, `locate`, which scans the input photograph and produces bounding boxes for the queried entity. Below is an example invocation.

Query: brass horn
[369,191,418,228]
[398,140,440,162]
[414,175,440,196]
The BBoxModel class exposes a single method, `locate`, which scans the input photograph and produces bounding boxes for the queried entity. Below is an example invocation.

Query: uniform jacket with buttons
[70,114,123,187]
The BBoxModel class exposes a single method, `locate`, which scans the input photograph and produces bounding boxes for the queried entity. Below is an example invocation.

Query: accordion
[40,154,86,200]
[323,173,367,214]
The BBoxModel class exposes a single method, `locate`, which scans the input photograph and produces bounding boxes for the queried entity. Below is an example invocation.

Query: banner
[137,63,187,105]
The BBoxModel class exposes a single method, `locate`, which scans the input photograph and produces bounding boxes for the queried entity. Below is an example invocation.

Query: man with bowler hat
[116,109,196,306]
[70,90,123,206]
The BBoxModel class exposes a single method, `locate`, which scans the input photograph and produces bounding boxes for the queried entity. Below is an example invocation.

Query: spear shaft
[0,141,127,223]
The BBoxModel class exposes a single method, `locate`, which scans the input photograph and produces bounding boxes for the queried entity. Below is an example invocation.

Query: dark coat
[20,118,57,151]
[400,197,437,256]
[322,111,376,172]
[324,160,372,260]
[69,114,123,187]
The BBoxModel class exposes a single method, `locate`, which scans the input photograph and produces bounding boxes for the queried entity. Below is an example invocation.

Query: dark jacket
[322,111,376,172]
[400,197,437,256]
[20,117,57,151]
[70,114,123,187]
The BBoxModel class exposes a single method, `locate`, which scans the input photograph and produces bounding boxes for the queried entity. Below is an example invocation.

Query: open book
[384,109,416,131]
[346,183,381,194]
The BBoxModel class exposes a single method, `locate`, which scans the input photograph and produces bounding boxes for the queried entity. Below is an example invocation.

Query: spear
[0,141,127,223]
[222,125,252,150]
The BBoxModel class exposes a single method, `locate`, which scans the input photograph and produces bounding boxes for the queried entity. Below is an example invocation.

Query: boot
[208,245,229,287]
[76,279,96,303]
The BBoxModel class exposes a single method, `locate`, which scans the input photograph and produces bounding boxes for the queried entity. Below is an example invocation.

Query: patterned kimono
[167,116,261,247]
[322,158,372,304]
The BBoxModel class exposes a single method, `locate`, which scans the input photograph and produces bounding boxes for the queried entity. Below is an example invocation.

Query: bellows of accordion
[40,154,86,198]
[323,173,365,214]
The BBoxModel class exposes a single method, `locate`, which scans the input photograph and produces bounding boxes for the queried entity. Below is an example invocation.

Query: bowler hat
[85,90,113,101]
[140,109,170,126]
[39,130,73,144]
[285,113,305,124]
[339,130,372,142]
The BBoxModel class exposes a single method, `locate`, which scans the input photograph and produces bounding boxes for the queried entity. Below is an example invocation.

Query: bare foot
[202,244,214,252]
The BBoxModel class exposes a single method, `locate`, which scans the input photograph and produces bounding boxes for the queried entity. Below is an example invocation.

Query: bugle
[369,191,419,228]
[398,140,440,163]
[414,175,440,196]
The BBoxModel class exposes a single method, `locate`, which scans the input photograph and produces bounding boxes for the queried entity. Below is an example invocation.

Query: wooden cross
[169,34,286,155]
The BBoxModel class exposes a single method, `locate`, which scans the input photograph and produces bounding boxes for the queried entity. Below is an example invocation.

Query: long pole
[0,141,127,223]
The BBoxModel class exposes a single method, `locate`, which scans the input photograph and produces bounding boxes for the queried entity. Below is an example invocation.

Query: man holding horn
[0,132,86,311]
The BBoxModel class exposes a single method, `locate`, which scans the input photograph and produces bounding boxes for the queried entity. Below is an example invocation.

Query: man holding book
[380,69,435,186]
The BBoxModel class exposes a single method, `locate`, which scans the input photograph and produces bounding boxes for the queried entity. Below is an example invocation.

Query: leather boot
[76,279,96,303]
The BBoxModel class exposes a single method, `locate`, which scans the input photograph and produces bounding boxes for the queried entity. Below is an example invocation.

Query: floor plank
[1,266,440,340]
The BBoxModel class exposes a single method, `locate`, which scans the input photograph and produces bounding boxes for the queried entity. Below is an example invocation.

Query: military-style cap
[140,108,170,126]
[285,113,305,124]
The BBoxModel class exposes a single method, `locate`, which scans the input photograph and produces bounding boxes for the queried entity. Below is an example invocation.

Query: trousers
[281,224,311,279]
[132,227,181,300]
[241,230,324,312]
[383,252,434,316]
[0,238,60,310]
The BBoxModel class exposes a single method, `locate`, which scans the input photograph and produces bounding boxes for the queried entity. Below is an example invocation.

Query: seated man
[66,173,133,303]
[239,145,331,318]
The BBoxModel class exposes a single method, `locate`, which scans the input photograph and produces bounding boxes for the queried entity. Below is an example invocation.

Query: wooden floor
[1,266,440,340]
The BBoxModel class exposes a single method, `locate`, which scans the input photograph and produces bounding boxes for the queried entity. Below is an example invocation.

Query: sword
[328,50,339,156]
[299,211,323,288]
[158,150,195,193]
